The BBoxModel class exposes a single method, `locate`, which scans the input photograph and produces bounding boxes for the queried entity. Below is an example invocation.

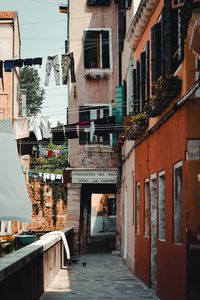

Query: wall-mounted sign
[72,170,118,184]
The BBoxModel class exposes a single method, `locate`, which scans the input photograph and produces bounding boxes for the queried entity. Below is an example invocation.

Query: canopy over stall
[0,120,32,223]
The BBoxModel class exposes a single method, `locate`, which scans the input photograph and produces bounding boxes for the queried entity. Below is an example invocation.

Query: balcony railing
[0,227,73,300]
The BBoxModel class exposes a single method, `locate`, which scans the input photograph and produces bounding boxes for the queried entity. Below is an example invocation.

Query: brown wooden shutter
[151,22,161,83]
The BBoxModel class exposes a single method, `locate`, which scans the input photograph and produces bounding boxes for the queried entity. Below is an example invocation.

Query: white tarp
[0,120,32,223]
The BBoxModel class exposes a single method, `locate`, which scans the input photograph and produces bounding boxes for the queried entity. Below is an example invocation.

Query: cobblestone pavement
[40,253,159,300]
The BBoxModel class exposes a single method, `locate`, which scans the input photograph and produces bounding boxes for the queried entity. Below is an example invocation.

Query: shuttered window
[136,61,141,113]
[151,22,162,83]
[79,106,110,145]
[140,51,146,109]
[145,41,150,102]
[84,30,110,69]
[79,106,90,145]
[133,68,137,114]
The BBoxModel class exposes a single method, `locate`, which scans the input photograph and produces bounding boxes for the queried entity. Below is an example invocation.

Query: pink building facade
[66,0,119,252]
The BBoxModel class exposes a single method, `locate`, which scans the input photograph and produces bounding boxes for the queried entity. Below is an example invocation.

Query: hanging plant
[147,75,182,117]
[124,112,149,140]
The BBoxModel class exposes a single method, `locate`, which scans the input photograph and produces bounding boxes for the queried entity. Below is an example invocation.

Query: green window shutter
[115,85,125,124]
[128,57,134,113]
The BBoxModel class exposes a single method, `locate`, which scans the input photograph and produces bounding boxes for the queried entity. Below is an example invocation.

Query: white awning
[0,120,32,223]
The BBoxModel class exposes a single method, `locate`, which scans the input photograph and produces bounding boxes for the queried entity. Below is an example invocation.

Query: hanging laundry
[61,52,76,85]
[51,125,65,144]
[65,124,78,139]
[33,57,42,66]
[107,116,117,133]
[24,58,33,66]
[13,117,30,140]
[4,60,14,72]
[0,60,4,91]
[29,117,42,141]
[68,52,76,83]
[76,120,91,126]
[14,59,24,68]
[45,55,60,86]
[48,149,53,158]
[40,117,51,139]
[61,54,69,85]
[94,118,106,136]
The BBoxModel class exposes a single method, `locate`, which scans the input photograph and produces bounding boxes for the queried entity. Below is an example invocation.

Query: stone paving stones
[40,253,159,300]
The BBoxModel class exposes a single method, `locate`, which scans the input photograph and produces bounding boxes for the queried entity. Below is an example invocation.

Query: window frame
[173,161,183,244]
[83,28,113,73]
[158,170,166,241]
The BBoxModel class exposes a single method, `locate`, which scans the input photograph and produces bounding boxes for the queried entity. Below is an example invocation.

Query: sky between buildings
[1,0,68,125]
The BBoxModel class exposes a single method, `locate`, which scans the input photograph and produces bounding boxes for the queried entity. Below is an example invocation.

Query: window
[144,179,150,236]
[158,171,166,240]
[136,182,140,234]
[195,58,200,97]
[133,42,150,114]
[84,29,111,70]
[79,105,111,145]
[174,162,183,243]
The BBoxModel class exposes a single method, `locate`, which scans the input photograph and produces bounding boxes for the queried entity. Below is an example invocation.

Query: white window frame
[136,182,140,235]
[84,28,113,73]
[158,170,166,241]
[144,178,150,237]
[173,161,183,244]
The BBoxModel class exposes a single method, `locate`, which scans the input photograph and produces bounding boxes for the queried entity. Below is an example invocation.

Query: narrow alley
[40,253,158,300]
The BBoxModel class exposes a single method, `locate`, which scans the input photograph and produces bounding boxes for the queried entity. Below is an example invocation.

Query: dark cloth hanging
[76,120,91,126]
[61,54,69,85]
[33,57,43,66]
[14,59,24,67]
[0,61,4,91]
[94,116,117,136]
[24,58,33,66]
[61,52,76,85]
[69,52,76,83]
[107,116,117,133]
[94,118,107,136]
[4,60,14,72]
[51,125,65,145]
[65,124,78,139]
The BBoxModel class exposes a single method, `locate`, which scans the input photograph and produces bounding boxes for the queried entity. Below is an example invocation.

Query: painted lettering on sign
[72,170,118,184]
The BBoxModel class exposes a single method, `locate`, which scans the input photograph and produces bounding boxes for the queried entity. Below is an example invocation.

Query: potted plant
[124,112,148,140]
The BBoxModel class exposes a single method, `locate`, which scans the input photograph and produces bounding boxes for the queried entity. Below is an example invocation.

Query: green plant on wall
[51,182,67,226]
[32,203,39,215]
[40,181,45,213]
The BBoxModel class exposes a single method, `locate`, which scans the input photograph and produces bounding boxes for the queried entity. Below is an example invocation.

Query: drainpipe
[11,19,15,123]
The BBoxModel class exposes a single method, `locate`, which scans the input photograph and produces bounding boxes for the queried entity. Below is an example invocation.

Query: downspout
[11,19,15,123]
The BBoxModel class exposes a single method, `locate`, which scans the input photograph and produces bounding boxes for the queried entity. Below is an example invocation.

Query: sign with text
[72,170,118,184]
